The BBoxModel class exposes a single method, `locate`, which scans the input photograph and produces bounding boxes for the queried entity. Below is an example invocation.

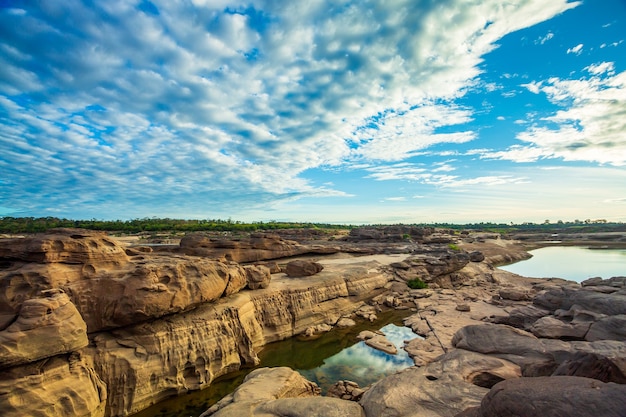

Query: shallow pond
[499,246,626,282]
[130,310,415,417]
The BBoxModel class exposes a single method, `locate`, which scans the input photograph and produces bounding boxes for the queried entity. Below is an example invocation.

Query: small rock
[456,303,471,312]
[336,318,356,328]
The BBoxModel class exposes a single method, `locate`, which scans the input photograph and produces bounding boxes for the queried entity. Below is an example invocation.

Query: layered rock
[180,232,310,262]
[0,352,107,417]
[0,289,88,368]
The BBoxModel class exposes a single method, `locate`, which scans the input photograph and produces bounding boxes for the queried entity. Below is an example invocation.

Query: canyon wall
[0,229,396,417]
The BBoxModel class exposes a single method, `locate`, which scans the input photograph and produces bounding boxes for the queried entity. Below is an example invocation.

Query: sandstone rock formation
[201,367,364,417]
[0,289,88,368]
[0,352,107,417]
[285,260,324,277]
[180,232,311,262]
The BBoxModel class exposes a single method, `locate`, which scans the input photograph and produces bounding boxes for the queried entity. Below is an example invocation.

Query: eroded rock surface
[0,289,87,368]
[201,367,363,417]
[457,376,626,417]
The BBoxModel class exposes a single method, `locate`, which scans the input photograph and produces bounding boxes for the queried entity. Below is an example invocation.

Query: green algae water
[499,246,626,282]
[130,309,416,417]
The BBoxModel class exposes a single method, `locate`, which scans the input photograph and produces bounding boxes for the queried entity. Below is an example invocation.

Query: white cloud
[535,32,555,45]
[567,43,584,55]
[0,0,584,218]
[486,66,626,166]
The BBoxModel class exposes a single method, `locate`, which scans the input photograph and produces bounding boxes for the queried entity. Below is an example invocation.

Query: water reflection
[500,246,626,282]
[130,310,412,417]
[298,324,417,392]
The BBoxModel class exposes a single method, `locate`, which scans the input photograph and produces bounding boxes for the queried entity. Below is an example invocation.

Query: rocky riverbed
[0,226,624,417]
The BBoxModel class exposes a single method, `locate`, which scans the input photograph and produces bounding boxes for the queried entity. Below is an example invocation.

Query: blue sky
[1,0,625,224]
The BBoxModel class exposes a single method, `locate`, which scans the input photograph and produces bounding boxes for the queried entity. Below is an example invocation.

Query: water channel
[499,246,626,282]
[131,309,416,417]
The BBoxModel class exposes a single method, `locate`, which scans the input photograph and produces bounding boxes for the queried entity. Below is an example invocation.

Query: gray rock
[586,315,626,341]
[552,351,626,383]
[461,376,626,417]
[360,349,520,417]
[534,287,626,316]
[530,316,590,340]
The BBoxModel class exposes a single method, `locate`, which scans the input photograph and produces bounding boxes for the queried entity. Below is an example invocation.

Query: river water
[499,246,626,282]
[130,310,415,417]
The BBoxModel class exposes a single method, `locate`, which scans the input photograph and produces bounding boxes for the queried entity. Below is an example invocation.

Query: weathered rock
[456,303,471,312]
[530,316,590,340]
[499,287,530,301]
[552,351,626,383]
[489,304,551,329]
[180,233,307,262]
[469,251,485,262]
[244,265,271,290]
[64,257,251,332]
[199,367,365,417]
[336,317,356,328]
[534,286,626,316]
[460,376,626,417]
[285,260,324,277]
[360,349,520,417]
[0,290,88,368]
[452,324,626,377]
[364,334,397,355]
[0,228,129,266]
[586,315,626,341]
[0,352,107,417]
[327,380,366,401]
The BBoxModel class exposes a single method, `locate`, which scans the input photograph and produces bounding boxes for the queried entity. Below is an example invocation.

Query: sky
[1,0,625,224]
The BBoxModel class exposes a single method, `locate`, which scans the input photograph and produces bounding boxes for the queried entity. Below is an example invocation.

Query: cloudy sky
[1,0,625,224]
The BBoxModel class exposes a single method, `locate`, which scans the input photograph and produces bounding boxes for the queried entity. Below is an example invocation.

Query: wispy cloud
[483,64,626,166]
[0,0,587,219]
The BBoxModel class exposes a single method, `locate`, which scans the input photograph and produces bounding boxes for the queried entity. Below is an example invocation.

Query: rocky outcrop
[360,349,519,417]
[457,376,626,417]
[201,367,363,417]
[0,352,107,417]
[0,289,87,368]
[285,260,324,277]
[0,229,395,417]
[346,226,434,242]
[180,232,310,262]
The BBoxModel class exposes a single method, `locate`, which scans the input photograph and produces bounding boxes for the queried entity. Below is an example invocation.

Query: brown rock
[180,233,307,262]
[245,265,272,290]
[285,260,324,277]
[0,353,107,417]
[586,315,626,341]
[201,367,321,416]
[0,289,88,368]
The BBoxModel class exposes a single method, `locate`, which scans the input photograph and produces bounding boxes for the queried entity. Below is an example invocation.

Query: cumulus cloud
[0,0,582,217]
[485,64,626,166]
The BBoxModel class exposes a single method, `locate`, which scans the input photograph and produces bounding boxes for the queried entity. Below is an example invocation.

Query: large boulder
[0,289,88,368]
[285,260,324,277]
[457,376,626,417]
[200,367,365,417]
[534,287,626,316]
[360,350,520,417]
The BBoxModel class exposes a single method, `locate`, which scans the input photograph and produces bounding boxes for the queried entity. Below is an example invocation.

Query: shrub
[407,278,428,289]
[448,243,461,251]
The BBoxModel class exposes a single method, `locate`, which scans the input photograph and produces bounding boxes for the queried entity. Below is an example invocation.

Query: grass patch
[407,278,428,289]
[447,243,461,251]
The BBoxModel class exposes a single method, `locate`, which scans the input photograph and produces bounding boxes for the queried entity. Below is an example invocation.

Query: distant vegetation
[0,216,623,235]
